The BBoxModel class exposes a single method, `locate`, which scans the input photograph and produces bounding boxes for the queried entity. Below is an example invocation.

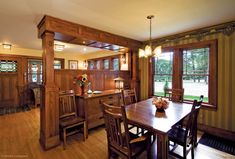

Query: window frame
[152,39,217,109]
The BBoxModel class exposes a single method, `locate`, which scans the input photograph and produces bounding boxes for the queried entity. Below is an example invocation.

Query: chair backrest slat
[122,88,137,105]
[184,96,203,143]
[170,88,184,103]
[59,90,77,119]
[102,103,130,151]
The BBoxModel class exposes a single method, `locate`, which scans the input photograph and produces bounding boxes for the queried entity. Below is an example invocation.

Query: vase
[80,85,85,95]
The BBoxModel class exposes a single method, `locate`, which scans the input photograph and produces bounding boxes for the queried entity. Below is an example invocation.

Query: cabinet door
[86,97,103,129]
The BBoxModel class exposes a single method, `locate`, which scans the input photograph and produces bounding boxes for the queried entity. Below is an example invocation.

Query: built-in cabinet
[76,90,122,136]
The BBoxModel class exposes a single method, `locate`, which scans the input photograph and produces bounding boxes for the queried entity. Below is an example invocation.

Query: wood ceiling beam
[38,15,143,49]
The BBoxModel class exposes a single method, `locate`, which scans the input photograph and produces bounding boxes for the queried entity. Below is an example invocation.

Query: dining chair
[59,90,87,149]
[169,88,184,102]
[193,95,203,147]
[121,88,144,134]
[122,88,137,105]
[102,102,152,159]
[164,88,172,98]
[168,99,202,159]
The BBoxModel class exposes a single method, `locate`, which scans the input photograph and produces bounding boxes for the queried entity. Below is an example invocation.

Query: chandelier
[139,15,162,58]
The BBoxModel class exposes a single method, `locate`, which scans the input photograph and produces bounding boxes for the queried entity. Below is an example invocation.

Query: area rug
[199,133,235,156]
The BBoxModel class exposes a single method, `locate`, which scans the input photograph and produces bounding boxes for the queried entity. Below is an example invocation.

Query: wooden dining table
[125,98,193,159]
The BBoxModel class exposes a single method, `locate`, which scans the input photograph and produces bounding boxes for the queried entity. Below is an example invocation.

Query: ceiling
[0,0,235,54]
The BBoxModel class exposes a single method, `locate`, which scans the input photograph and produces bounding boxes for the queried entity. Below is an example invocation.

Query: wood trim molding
[198,123,235,142]
[38,15,142,49]
[152,21,235,46]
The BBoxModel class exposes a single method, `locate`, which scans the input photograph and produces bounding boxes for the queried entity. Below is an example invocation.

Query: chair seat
[114,132,150,157]
[168,127,188,145]
[59,116,85,128]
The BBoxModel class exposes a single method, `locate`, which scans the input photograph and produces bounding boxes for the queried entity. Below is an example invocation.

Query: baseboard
[198,123,235,142]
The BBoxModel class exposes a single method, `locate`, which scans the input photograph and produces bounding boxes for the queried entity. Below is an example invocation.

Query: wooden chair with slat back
[122,88,137,105]
[121,88,144,134]
[169,88,184,102]
[193,95,203,147]
[59,90,87,149]
[168,99,202,159]
[102,102,152,159]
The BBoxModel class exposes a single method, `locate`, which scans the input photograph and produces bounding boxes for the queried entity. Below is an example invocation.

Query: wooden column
[130,49,140,100]
[172,49,183,89]
[40,31,60,150]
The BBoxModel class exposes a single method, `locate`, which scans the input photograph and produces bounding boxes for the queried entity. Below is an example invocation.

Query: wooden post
[172,49,183,89]
[39,31,60,150]
[130,49,140,100]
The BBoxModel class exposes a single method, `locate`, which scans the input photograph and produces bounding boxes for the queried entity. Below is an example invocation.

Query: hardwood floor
[0,108,234,159]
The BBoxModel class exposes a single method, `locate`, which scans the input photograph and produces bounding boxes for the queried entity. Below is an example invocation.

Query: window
[153,52,173,96]
[153,40,217,108]
[88,61,95,70]
[28,59,63,83]
[113,58,119,70]
[96,60,100,70]
[0,60,17,72]
[183,48,209,102]
[104,59,109,69]
[28,59,42,83]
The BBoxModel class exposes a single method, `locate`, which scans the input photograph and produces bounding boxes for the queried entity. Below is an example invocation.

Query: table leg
[157,133,168,159]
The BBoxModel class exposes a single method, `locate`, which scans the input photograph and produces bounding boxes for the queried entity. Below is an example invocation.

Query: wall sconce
[54,44,65,51]
[121,54,126,64]
[114,77,124,90]
[83,60,88,68]
[2,43,12,50]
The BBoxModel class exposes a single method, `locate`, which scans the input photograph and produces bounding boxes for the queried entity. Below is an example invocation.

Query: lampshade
[114,77,124,90]
[139,15,162,58]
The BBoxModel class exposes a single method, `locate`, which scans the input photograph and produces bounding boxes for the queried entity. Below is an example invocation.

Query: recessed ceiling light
[54,44,65,51]
[83,47,87,52]
[2,43,12,50]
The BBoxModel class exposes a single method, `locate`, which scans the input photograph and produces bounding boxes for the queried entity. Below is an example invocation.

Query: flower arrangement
[152,97,169,111]
[74,74,88,86]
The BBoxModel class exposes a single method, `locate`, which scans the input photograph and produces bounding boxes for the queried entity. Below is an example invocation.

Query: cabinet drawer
[88,113,104,129]
[99,95,120,106]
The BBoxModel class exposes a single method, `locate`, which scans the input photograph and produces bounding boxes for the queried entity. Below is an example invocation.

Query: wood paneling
[0,73,18,107]
[55,70,131,92]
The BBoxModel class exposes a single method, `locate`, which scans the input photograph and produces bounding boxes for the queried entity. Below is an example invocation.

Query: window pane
[154,75,172,96]
[89,61,95,70]
[28,59,42,83]
[113,58,119,70]
[183,75,208,102]
[96,61,100,70]
[153,52,173,96]
[155,52,173,74]
[183,48,209,75]
[0,60,17,72]
[104,59,109,69]
[183,48,209,102]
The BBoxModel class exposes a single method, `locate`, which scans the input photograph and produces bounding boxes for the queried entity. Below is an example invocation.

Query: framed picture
[68,60,78,69]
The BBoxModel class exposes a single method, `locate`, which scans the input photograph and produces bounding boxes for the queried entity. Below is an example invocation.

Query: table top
[125,98,192,134]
